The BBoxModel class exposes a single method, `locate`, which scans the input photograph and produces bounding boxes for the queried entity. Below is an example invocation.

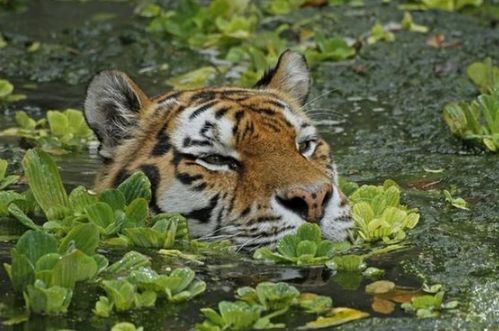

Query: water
[0,1,498,329]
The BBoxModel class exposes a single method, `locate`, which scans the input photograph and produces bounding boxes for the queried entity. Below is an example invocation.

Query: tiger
[84,50,352,248]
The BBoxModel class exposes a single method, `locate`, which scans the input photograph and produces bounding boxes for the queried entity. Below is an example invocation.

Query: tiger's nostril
[277,183,333,222]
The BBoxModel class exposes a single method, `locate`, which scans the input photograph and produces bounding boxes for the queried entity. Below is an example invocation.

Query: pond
[0,0,498,330]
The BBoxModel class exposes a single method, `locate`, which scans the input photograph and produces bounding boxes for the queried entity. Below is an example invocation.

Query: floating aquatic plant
[0,109,94,154]
[0,159,19,190]
[401,289,458,318]
[350,180,420,243]
[400,0,483,11]
[3,227,103,315]
[197,282,338,331]
[443,89,499,152]
[95,264,205,316]
[0,78,25,103]
[253,223,351,265]
[305,34,356,64]
[466,58,499,93]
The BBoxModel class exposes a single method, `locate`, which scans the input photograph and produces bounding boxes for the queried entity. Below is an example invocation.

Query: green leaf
[50,249,98,288]
[111,322,144,331]
[24,280,73,315]
[134,290,157,308]
[218,301,261,330]
[59,223,100,256]
[0,191,24,216]
[255,282,299,311]
[101,279,136,311]
[94,296,113,317]
[99,189,126,211]
[117,171,152,204]
[8,203,42,231]
[85,202,116,230]
[105,251,151,276]
[47,111,69,137]
[466,58,499,93]
[22,149,70,220]
[297,293,333,314]
[297,223,322,243]
[166,67,217,90]
[15,230,58,264]
[296,240,318,257]
[331,255,365,272]
[69,186,99,214]
[0,79,14,98]
[10,249,35,292]
[16,110,36,130]
[124,198,148,228]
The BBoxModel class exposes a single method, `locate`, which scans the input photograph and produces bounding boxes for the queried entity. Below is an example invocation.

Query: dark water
[0,0,498,330]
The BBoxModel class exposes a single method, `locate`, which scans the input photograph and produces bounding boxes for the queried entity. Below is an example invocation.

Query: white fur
[157,179,218,237]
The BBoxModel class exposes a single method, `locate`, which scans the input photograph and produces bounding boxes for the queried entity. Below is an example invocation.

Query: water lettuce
[123,212,190,248]
[3,227,102,315]
[197,282,345,330]
[350,180,420,243]
[443,89,499,152]
[0,78,26,103]
[0,109,93,154]
[305,34,356,64]
[0,159,19,191]
[111,322,144,331]
[466,58,499,93]
[400,0,483,11]
[95,265,205,316]
[253,223,350,265]
[401,290,458,318]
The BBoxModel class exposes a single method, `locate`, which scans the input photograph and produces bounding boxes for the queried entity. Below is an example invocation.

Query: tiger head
[84,51,352,248]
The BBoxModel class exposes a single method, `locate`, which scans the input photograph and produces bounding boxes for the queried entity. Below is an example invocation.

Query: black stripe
[215,107,230,119]
[200,121,215,138]
[184,194,219,223]
[193,182,207,191]
[112,169,130,187]
[189,100,218,119]
[249,106,275,116]
[191,90,215,102]
[240,207,250,218]
[232,110,245,135]
[155,91,182,103]
[151,125,171,156]
[260,121,281,132]
[176,173,203,185]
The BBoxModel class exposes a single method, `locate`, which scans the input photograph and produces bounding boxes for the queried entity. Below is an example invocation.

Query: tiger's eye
[204,155,224,164]
[298,141,311,154]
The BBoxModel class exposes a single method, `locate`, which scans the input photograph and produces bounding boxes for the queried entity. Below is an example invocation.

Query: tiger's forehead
[152,88,316,156]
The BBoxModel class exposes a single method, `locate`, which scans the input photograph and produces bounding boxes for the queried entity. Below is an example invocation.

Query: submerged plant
[350,180,420,243]
[253,223,350,265]
[0,109,94,154]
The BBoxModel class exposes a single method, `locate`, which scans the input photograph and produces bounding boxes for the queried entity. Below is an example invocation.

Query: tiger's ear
[84,70,149,160]
[254,50,310,106]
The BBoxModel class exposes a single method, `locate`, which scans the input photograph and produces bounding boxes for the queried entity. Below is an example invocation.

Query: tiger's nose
[277,183,333,222]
